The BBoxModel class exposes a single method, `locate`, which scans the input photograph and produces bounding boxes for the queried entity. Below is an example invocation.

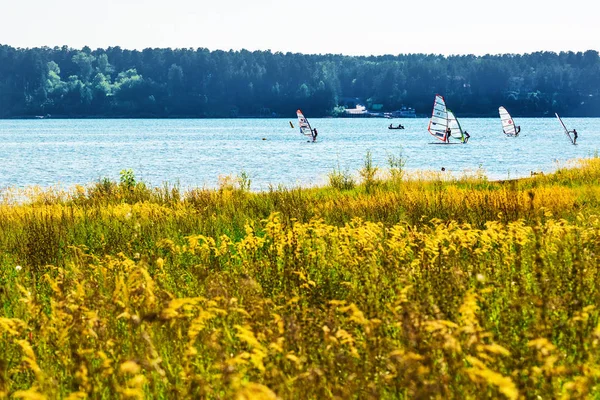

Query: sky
[0,0,596,56]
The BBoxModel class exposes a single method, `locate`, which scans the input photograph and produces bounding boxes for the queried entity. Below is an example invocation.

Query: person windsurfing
[312,128,318,142]
[571,128,578,144]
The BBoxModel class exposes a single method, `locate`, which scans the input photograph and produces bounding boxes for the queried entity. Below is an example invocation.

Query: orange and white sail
[296,109,313,137]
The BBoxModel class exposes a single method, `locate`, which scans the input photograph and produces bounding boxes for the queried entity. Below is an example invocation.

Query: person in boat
[389,123,393,129]
[571,129,578,144]
[312,128,318,142]
[463,130,470,143]
[397,124,404,129]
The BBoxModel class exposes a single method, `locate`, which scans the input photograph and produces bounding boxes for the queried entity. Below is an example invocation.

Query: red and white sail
[499,106,517,136]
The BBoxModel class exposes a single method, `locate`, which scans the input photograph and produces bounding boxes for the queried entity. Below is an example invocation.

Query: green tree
[71,51,96,83]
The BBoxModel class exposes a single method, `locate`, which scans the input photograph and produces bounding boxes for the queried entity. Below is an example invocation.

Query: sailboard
[447,110,465,143]
[555,113,575,145]
[499,106,518,136]
[296,110,314,137]
[427,95,466,144]
[428,94,449,143]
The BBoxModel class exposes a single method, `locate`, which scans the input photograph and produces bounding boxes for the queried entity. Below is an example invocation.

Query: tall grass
[1,158,600,398]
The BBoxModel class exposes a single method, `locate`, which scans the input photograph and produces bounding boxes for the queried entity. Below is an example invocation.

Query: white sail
[447,110,465,142]
[555,113,575,144]
[428,95,448,142]
[499,106,518,136]
[296,109,313,137]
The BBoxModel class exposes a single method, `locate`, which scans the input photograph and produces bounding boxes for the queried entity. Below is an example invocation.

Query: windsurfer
[515,126,521,136]
[312,128,318,142]
[463,130,470,143]
[571,129,578,144]
[445,127,451,142]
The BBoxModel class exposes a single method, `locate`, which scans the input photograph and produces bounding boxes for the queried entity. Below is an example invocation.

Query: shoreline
[0,159,584,206]
[2,115,600,120]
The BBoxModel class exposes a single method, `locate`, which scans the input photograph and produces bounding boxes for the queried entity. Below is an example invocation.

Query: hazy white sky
[0,0,596,55]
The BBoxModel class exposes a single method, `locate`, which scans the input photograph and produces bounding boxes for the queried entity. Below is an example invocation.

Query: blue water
[0,118,596,191]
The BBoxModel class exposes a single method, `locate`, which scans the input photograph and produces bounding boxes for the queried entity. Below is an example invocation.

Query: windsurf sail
[296,109,313,137]
[499,106,517,136]
[447,110,465,142]
[428,94,449,142]
[555,113,575,144]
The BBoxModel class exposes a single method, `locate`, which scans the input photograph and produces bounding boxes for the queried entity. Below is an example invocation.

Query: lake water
[0,118,596,191]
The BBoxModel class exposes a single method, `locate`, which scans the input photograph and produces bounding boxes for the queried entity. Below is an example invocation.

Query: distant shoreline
[2,115,599,120]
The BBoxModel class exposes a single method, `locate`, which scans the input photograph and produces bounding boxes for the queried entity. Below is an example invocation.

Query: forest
[0,44,599,118]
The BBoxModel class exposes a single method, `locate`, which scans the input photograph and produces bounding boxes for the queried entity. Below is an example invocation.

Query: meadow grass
[1,158,600,398]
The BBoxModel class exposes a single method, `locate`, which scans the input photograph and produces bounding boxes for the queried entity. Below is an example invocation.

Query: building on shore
[338,97,417,118]
[344,104,369,116]
[390,106,417,118]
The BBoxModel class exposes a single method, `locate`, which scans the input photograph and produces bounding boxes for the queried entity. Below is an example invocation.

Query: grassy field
[1,158,600,399]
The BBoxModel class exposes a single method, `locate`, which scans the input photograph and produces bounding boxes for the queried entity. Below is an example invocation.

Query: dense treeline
[1,44,599,118]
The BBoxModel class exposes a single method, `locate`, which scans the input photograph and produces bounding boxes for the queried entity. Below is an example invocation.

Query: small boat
[427,94,467,144]
[296,109,317,142]
[555,113,576,145]
[388,124,404,130]
[499,106,520,136]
